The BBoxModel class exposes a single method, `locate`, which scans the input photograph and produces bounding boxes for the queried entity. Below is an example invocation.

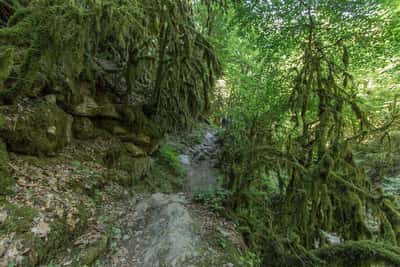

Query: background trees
[206,0,400,265]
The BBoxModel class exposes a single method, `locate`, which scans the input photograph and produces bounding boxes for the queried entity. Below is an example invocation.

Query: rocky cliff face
[0,80,163,192]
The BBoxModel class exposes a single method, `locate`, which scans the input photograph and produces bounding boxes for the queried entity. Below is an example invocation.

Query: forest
[0,0,400,266]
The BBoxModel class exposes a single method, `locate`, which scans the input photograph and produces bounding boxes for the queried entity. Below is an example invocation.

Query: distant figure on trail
[221,115,230,128]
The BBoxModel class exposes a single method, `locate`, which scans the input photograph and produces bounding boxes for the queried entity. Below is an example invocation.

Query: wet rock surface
[97,192,242,267]
[130,193,200,267]
[180,129,220,194]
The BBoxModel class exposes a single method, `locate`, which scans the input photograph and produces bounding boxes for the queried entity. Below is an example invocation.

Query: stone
[119,132,150,145]
[113,125,129,135]
[73,95,99,117]
[104,145,152,185]
[120,156,152,178]
[72,117,96,140]
[47,126,57,136]
[1,103,73,156]
[106,156,153,186]
[124,143,146,157]
[44,94,57,105]
[133,194,200,267]
[79,235,108,265]
[133,133,151,146]
[0,244,5,258]
[179,155,191,165]
[55,81,120,119]
[0,210,8,224]
[96,97,120,119]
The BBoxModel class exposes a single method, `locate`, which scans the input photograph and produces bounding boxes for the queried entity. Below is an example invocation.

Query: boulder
[106,156,153,187]
[74,95,120,119]
[44,94,57,105]
[119,156,152,180]
[104,145,152,185]
[120,133,151,146]
[55,81,120,119]
[72,117,96,140]
[112,125,130,136]
[120,133,159,155]
[0,102,73,156]
[134,194,200,266]
[124,143,146,157]
[73,95,100,117]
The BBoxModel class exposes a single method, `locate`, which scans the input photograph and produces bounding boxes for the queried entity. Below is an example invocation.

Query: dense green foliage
[205,0,400,266]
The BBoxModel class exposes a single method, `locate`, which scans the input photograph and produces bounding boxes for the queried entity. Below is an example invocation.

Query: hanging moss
[0,45,14,83]
[218,8,400,266]
[0,0,221,129]
[277,241,400,267]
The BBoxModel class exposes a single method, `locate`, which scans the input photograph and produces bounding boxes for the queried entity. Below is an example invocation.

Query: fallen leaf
[0,244,6,257]
[0,210,8,224]
[66,213,76,232]
[31,222,51,238]
[62,260,73,266]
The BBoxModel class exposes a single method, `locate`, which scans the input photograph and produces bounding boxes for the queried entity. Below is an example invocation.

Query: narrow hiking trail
[180,129,220,194]
[94,128,243,267]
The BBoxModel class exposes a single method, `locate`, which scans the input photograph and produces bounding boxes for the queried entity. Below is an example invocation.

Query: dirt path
[95,129,242,267]
[180,129,220,194]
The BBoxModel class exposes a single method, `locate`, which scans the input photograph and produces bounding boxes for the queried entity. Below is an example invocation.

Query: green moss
[103,144,152,186]
[138,161,183,193]
[72,117,95,140]
[1,102,73,156]
[77,235,108,266]
[0,202,37,235]
[277,240,400,267]
[198,229,250,267]
[24,219,70,265]
[159,143,184,177]
[0,139,13,194]
[22,203,91,266]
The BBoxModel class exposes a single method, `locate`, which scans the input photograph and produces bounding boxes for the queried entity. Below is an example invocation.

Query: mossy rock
[54,81,91,113]
[111,156,152,186]
[104,145,152,186]
[0,102,73,156]
[77,235,108,265]
[124,142,146,157]
[72,117,96,140]
[95,118,129,135]
[120,155,152,178]
[97,104,163,136]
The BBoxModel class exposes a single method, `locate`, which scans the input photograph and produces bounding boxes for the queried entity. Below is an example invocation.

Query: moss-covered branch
[279,241,400,267]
